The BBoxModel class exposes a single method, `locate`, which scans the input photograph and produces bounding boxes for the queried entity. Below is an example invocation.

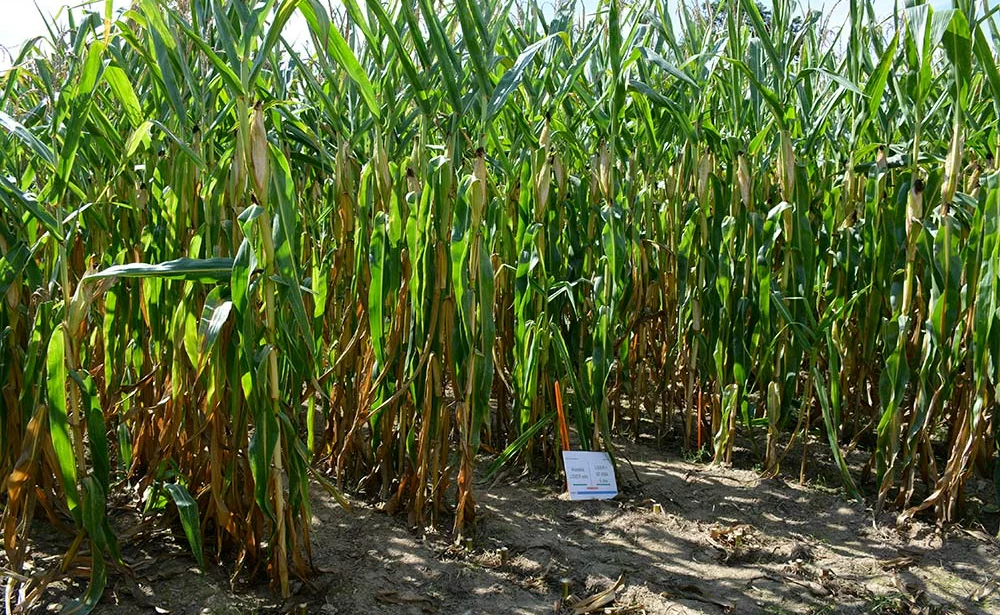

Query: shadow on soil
[31,436,1000,615]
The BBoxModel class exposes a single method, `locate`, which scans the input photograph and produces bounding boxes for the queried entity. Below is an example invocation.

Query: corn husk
[249,102,269,199]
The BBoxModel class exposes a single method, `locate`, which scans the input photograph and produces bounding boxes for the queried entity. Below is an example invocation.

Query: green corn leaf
[415,0,463,112]
[86,257,234,282]
[124,120,153,157]
[175,19,244,96]
[270,145,317,359]
[638,46,699,90]
[197,288,233,360]
[863,33,897,123]
[973,26,1000,109]
[46,326,80,522]
[369,212,388,365]
[62,556,104,615]
[299,0,380,119]
[103,66,144,128]
[812,363,861,500]
[454,0,492,97]
[0,241,30,298]
[487,34,562,121]
[70,372,111,495]
[164,482,206,568]
[149,120,206,168]
[0,111,57,168]
[0,176,64,242]
[482,411,556,481]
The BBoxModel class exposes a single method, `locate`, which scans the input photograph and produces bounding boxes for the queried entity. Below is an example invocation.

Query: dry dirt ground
[18,438,1000,615]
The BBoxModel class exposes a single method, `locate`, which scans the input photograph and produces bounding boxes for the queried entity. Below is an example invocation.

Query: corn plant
[1,0,998,610]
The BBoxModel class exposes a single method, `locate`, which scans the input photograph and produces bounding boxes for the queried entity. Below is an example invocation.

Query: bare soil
[14,437,1000,615]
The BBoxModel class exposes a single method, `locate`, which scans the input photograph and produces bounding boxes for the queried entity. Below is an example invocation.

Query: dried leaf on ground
[566,574,625,614]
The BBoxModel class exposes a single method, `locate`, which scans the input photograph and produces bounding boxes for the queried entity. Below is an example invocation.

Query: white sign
[562,451,618,500]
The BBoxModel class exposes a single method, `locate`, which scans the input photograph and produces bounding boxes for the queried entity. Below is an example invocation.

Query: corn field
[0,0,998,609]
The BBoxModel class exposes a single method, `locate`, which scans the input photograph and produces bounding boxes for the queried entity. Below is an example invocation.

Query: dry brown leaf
[971,579,998,603]
[878,556,918,570]
[375,590,438,613]
[662,582,734,612]
[567,574,625,615]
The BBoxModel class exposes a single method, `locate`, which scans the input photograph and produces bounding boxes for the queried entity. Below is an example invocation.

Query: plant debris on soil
[17,438,1000,615]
